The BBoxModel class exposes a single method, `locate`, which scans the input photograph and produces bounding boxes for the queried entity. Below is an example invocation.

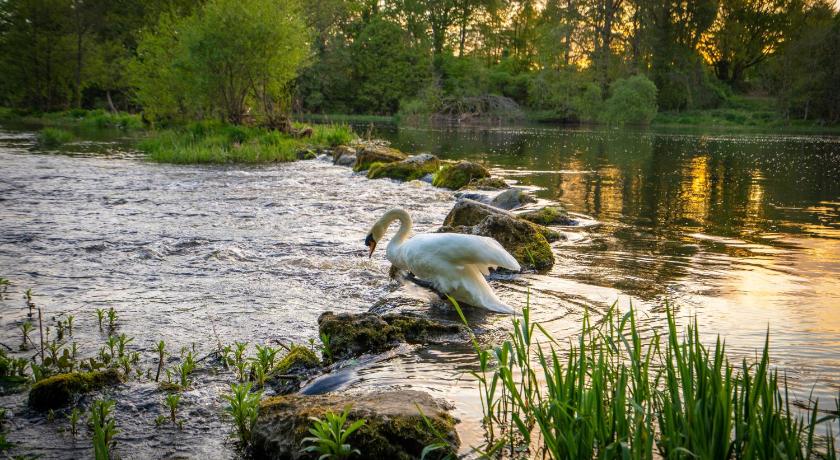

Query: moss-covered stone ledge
[28,369,123,411]
[251,390,459,460]
[318,311,465,361]
[353,145,407,171]
[432,161,490,189]
[367,153,440,182]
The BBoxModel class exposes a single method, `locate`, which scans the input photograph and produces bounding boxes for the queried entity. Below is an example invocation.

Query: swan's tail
[449,265,516,315]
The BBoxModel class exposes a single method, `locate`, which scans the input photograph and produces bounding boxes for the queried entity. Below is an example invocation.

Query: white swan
[365,208,520,314]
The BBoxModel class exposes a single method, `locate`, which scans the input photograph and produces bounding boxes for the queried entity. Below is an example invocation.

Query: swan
[364,208,521,314]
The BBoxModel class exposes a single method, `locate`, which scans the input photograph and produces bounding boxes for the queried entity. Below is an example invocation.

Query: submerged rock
[252,390,459,460]
[368,153,440,182]
[332,145,357,167]
[432,161,490,190]
[490,187,536,210]
[28,369,122,411]
[295,149,317,160]
[518,206,576,226]
[267,346,323,395]
[441,199,556,271]
[353,145,407,172]
[317,311,465,360]
[463,177,510,190]
[334,154,356,167]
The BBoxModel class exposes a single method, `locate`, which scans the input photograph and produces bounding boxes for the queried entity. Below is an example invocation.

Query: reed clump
[453,298,840,459]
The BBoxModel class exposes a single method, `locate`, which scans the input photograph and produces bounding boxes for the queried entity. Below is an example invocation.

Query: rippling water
[1,124,838,457]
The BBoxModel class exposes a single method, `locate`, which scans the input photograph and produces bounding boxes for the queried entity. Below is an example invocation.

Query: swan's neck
[380,209,412,246]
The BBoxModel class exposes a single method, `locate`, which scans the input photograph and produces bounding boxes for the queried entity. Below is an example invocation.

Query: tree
[601,74,658,125]
[131,0,310,125]
[701,0,792,89]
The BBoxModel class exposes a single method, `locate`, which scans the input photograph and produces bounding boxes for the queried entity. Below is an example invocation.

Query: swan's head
[364,223,385,258]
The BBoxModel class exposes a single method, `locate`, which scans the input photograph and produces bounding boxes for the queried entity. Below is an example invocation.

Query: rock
[353,145,407,172]
[28,369,122,411]
[432,161,490,190]
[490,187,536,210]
[296,149,317,160]
[518,206,576,226]
[462,177,510,190]
[318,311,465,360]
[331,145,356,160]
[334,153,356,167]
[443,199,560,243]
[267,345,323,395]
[252,390,459,460]
[441,200,556,271]
[368,153,440,182]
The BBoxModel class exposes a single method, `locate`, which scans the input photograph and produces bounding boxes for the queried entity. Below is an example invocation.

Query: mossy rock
[441,199,555,272]
[318,312,465,360]
[251,390,459,460]
[432,161,490,189]
[489,187,536,210]
[353,145,407,172]
[295,148,317,160]
[28,369,122,411]
[518,206,576,226]
[367,154,440,182]
[463,177,510,190]
[276,346,321,374]
[444,198,560,243]
[331,145,356,160]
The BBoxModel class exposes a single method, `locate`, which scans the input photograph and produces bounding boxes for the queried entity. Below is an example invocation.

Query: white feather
[369,208,520,314]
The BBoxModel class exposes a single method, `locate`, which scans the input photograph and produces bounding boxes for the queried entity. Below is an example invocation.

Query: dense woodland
[0,0,838,125]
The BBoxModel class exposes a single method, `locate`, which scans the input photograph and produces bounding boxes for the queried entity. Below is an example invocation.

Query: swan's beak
[365,233,377,258]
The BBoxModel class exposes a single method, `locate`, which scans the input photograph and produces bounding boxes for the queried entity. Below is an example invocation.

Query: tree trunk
[106,90,117,113]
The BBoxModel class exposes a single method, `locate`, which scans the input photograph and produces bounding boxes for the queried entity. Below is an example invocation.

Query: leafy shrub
[602,75,658,126]
[37,128,74,147]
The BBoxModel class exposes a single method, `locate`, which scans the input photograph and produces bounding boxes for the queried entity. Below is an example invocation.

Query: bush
[37,128,74,147]
[602,75,658,126]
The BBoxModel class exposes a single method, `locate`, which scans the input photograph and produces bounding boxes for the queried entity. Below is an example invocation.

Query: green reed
[89,399,118,460]
[453,299,840,459]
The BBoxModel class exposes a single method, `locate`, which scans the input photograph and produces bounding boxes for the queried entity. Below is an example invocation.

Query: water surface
[0,124,838,457]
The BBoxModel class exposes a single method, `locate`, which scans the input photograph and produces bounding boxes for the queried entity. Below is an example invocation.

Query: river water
[0,124,838,458]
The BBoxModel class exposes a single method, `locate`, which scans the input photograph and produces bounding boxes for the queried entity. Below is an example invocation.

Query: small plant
[19,321,33,350]
[0,277,9,293]
[250,361,267,387]
[69,407,81,437]
[223,382,262,446]
[173,350,196,388]
[300,405,366,460]
[253,344,279,373]
[165,393,181,425]
[232,342,249,382]
[319,332,333,363]
[155,340,166,382]
[66,315,74,335]
[116,334,133,358]
[96,308,105,329]
[154,415,167,427]
[107,307,117,330]
[118,355,132,376]
[89,399,118,460]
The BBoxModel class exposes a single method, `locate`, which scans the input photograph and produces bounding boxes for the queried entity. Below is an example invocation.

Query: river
[0,123,838,458]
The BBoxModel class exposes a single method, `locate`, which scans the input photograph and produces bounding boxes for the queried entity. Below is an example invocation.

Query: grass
[1,107,143,130]
[451,297,840,459]
[36,128,74,147]
[139,120,356,164]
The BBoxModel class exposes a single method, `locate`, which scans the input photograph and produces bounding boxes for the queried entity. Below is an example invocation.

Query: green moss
[432,161,490,189]
[275,345,320,374]
[510,234,554,272]
[318,312,399,359]
[28,369,122,411]
[353,145,407,171]
[519,206,574,226]
[464,177,509,190]
[367,155,439,182]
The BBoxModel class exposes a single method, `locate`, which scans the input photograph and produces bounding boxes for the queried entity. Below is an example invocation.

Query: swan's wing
[402,233,521,273]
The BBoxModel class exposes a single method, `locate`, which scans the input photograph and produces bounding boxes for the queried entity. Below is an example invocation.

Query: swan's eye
[364,233,375,247]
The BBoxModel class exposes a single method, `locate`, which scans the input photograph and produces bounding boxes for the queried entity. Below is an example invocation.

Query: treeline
[1,0,838,125]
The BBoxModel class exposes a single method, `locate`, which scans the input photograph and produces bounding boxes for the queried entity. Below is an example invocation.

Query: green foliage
[131,0,310,124]
[453,297,840,459]
[37,128,74,147]
[164,393,181,424]
[89,399,119,460]
[602,75,659,126]
[223,382,262,446]
[301,405,366,459]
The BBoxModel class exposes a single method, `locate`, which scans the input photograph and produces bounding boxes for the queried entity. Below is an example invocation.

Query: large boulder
[251,390,459,460]
[490,187,536,210]
[368,154,440,182]
[432,161,490,190]
[318,311,465,360]
[353,145,407,172]
[518,206,576,226]
[441,199,556,271]
[28,369,122,411]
